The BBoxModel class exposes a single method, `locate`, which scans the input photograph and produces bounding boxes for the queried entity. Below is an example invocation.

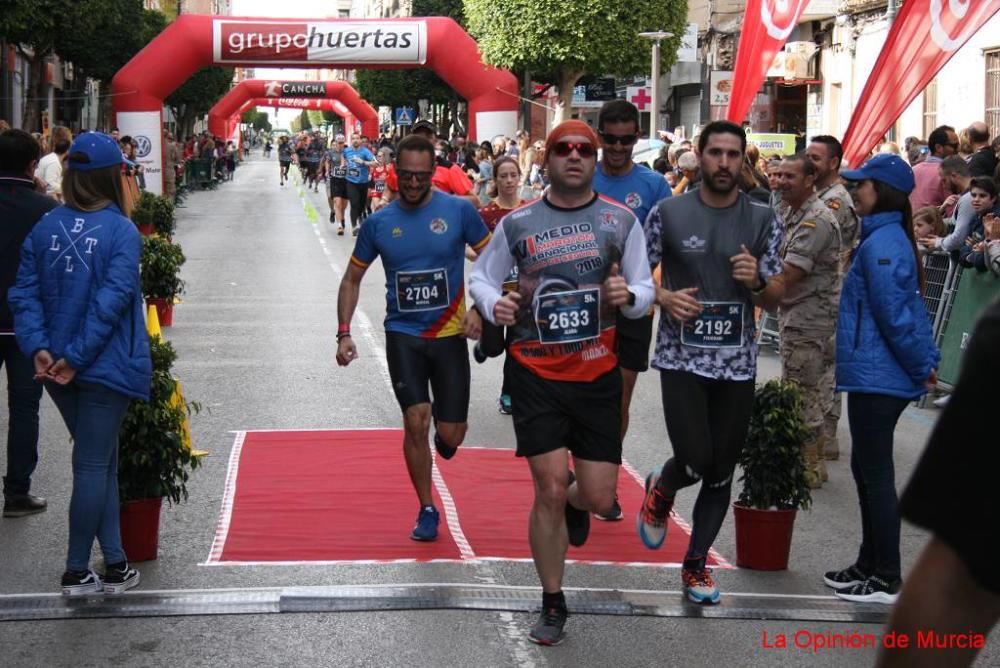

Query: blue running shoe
[498,394,512,415]
[682,567,721,604]
[410,505,439,541]
[637,471,671,549]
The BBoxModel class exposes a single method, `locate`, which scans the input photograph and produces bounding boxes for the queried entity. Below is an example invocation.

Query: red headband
[544,120,600,156]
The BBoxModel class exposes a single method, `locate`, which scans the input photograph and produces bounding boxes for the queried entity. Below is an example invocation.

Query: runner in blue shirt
[342,135,376,236]
[336,134,490,542]
[591,99,672,521]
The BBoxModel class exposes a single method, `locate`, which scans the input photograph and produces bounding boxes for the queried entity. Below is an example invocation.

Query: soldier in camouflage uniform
[807,136,859,464]
[775,154,842,489]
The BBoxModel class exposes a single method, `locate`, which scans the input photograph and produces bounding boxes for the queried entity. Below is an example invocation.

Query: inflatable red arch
[112,14,519,194]
[220,98,359,151]
[207,79,378,140]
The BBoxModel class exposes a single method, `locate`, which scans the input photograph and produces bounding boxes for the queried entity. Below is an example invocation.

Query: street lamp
[638,31,674,139]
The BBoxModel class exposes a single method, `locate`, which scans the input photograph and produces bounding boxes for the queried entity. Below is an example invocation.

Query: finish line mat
[206,429,728,568]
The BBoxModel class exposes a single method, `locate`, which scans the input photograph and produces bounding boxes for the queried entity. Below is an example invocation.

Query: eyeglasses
[599,132,638,147]
[397,169,434,182]
[551,141,596,158]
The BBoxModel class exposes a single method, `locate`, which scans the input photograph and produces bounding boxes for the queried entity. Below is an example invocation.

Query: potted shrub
[733,379,813,570]
[118,334,201,561]
[140,235,185,326]
[131,191,177,238]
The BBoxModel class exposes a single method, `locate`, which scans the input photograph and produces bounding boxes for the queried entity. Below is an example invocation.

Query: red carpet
[438,448,714,566]
[207,429,724,567]
[209,429,462,563]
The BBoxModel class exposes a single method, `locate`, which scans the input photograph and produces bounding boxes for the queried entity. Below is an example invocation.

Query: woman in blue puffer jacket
[820,154,939,606]
[9,132,151,597]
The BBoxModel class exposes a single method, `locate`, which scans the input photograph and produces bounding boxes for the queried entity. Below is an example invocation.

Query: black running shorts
[508,360,622,463]
[385,332,470,422]
[615,312,654,372]
[329,176,347,198]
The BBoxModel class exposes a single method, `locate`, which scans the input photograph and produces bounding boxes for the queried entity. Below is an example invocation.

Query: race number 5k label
[396,268,449,312]
[534,288,600,345]
[682,301,744,348]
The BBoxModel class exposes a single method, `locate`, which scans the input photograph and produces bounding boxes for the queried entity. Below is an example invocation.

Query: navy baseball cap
[840,153,915,195]
[67,132,125,171]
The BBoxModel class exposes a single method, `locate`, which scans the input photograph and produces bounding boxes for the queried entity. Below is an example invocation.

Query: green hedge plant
[132,191,177,238]
[140,235,185,300]
[118,336,200,504]
[736,379,813,511]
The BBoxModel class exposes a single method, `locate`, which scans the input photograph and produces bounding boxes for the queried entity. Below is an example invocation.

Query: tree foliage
[0,0,169,130]
[241,110,272,133]
[166,67,233,138]
[464,0,687,121]
[353,0,466,130]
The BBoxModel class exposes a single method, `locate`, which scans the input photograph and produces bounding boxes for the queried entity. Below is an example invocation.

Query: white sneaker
[933,394,950,408]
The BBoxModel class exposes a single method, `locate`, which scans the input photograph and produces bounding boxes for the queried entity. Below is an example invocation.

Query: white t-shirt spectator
[939,191,975,252]
[34,152,62,199]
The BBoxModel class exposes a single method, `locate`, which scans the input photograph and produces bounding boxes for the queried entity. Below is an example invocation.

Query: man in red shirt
[384,120,479,207]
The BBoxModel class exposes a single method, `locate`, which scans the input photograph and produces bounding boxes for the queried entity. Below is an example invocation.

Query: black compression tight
[346,181,367,227]
[656,369,755,565]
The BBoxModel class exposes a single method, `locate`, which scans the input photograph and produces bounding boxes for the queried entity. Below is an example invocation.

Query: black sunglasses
[599,132,638,147]
[551,141,596,158]
[397,169,434,182]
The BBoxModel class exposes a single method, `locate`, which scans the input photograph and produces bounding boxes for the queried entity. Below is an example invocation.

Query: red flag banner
[842,0,1000,167]
[726,0,812,125]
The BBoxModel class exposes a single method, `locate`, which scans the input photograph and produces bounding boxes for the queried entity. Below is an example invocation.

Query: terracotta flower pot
[146,297,173,326]
[119,497,163,562]
[733,503,797,571]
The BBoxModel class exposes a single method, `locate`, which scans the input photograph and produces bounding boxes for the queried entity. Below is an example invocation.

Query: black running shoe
[835,575,901,604]
[528,606,567,646]
[434,432,457,460]
[473,342,488,364]
[102,561,140,594]
[61,569,102,596]
[3,493,47,517]
[823,564,869,590]
[564,472,589,547]
[594,494,623,521]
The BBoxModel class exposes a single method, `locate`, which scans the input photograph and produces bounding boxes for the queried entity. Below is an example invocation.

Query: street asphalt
[1,152,995,667]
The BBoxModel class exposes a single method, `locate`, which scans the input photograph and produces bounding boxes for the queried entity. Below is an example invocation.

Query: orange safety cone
[170,378,207,458]
[146,304,162,341]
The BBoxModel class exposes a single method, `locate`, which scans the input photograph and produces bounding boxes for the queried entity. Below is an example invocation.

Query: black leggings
[346,181,367,227]
[476,309,511,395]
[657,369,755,565]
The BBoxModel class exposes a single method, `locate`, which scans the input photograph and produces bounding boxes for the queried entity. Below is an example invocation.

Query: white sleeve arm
[940,197,975,252]
[619,221,656,319]
[468,224,515,325]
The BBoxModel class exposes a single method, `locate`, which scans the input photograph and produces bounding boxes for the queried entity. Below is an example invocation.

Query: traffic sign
[395,107,414,126]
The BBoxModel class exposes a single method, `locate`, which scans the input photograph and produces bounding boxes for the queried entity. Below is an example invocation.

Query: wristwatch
[751,277,767,295]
